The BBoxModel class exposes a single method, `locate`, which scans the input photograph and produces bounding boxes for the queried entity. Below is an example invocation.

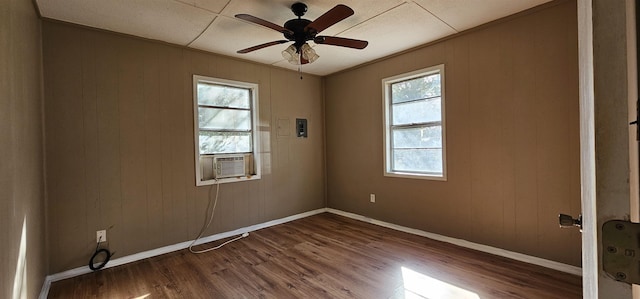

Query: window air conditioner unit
[214,155,246,179]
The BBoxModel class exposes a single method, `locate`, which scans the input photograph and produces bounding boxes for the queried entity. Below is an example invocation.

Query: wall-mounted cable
[189,179,249,254]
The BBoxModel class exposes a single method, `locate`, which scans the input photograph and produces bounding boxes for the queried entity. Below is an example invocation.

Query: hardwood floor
[48,213,582,298]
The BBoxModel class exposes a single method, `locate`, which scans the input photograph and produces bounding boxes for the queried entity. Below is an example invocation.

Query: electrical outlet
[370,194,376,203]
[96,230,106,243]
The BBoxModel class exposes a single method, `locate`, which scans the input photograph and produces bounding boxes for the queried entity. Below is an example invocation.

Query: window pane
[199,107,251,131]
[393,148,442,173]
[199,131,252,154]
[391,74,440,104]
[393,126,441,148]
[392,97,441,125]
[197,83,250,109]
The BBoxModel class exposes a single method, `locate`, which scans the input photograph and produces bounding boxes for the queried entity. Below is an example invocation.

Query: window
[382,65,446,180]
[193,75,260,185]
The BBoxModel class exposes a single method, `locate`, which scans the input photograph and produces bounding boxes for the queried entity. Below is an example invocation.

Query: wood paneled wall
[324,0,581,266]
[42,21,325,273]
[0,0,47,297]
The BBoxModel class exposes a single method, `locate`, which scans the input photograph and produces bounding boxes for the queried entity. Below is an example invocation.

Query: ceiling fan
[235,2,368,65]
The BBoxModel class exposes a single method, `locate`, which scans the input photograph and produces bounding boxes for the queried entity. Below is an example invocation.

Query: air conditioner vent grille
[214,155,246,178]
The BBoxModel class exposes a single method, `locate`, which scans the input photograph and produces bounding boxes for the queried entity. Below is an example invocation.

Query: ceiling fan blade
[235,14,293,35]
[314,36,368,49]
[305,4,354,34]
[237,40,289,54]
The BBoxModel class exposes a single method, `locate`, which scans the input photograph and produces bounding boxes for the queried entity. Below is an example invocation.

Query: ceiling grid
[36,0,551,76]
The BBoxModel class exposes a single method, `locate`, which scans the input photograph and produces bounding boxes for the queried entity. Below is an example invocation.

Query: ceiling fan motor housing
[284,18,314,50]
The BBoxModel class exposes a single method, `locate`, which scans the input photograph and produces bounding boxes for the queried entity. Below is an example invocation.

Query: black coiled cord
[89,237,112,271]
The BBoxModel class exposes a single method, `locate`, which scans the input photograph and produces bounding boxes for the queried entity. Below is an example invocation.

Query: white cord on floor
[188,179,249,254]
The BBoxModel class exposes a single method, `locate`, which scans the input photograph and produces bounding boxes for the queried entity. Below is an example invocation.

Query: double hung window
[193,75,260,185]
[382,65,446,180]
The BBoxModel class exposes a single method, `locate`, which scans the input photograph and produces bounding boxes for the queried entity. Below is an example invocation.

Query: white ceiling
[36,0,551,76]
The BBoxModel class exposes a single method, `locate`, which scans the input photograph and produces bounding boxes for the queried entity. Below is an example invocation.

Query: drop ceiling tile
[192,0,421,75]
[173,0,229,13]
[37,0,553,76]
[220,0,300,26]
[189,16,289,65]
[413,0,551,31]
[175,0,196,6]
[194,0,230,14]
[285,0,406,37]
[341,2,456,59]
[218,0,404,37]
[37,0,216,45]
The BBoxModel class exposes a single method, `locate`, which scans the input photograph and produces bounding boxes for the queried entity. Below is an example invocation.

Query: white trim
[326,208,582,276]
[38,208,328,298]
[39,207,582,298]
[38,278,51,299]
[381,64,447,181]
[192,75,262,186]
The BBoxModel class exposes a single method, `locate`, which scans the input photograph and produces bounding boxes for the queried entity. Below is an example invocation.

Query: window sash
[197,82,251,109]
[196,82,254,155]
[198,131,253,155]
[383,65,445,179]
[390,123,443,174]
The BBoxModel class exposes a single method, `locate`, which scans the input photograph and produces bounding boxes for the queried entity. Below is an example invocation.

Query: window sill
[196,174,261,186]
[384,171,447,181]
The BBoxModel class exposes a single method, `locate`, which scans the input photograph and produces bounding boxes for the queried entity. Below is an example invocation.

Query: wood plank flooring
[48,213,582,298]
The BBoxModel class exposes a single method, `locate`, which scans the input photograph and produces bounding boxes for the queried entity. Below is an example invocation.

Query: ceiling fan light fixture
[236,4,367,67]
[301,43,319,63]
[282,44,300,65]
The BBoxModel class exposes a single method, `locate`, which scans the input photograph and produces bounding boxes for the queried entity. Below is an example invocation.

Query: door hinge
[602,220,640,284]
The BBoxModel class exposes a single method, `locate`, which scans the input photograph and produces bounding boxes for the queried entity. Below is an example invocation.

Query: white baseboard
[39,208,328,299]
[40,206,582,298]
[326,208,582,276]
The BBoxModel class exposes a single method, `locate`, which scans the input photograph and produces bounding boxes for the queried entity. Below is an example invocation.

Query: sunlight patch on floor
[132,294,150,299]
[401,267,480,299]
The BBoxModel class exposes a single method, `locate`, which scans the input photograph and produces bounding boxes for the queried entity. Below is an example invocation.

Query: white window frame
[193,75,261,186]
[382,64,447,181]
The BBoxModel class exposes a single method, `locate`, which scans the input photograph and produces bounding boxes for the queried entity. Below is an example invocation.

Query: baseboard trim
[326,208,582,276]
[39,208,328,299]
[40,206,582,298]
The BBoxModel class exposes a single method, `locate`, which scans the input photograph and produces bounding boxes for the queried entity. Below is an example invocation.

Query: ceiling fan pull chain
[298,66,303,80]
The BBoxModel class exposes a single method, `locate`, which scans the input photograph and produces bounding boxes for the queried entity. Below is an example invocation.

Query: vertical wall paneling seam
[93,34,103,235]
[143,44,149,249]
[499,30,506,247]
[49,29,60,272]
[182,48,190,240]
[321,77,328,208]
[159,47,167,245]
[464,38,472,241]
[158,47,165,244]
[509,29,517,248]
[40,18,51,276]
[533,14,541,254]
[468,36,477,240]
[117,41,124,250]
[80,32,89,255]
